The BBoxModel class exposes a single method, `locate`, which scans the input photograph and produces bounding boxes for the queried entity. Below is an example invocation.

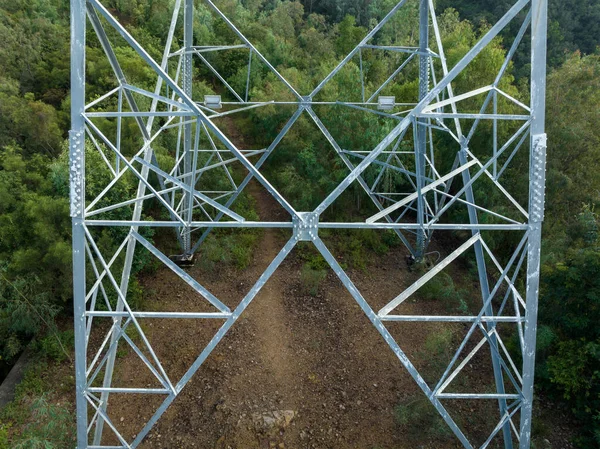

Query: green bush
[34,330,74,363]
[0,273,60,363]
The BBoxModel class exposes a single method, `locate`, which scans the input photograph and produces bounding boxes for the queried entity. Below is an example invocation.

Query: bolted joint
[529,133,547,223]
[300,96,312,110]
[293,212,319,242]
[69,130,85,218]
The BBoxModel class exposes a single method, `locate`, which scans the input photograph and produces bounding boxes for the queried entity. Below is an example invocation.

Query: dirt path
[243,181,299,399]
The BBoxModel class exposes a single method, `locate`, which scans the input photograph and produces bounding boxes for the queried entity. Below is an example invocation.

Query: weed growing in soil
[300,263,327,296]
[10,395,75,448]
[418,271,471,313]
[394,397,453,441]
[421,327,456,376]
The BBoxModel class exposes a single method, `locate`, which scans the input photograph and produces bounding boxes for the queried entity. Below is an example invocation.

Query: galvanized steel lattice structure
[70,0,548,447]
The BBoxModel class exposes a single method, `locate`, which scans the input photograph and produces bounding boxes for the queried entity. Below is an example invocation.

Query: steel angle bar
[422,85,494,113]
[84,117,175,213]
[476,322,524,396]
[83,240,122,349]
[436,333,489,395]
[84,220,529,230]
[464,147,529,218]
[428,122,531,225]
[85,86,122,110]
[85,318,170,403]
[207,101,275,118]
[335,101,404,120]
[86,6,155,143]
[131,231,229,312]
[361,45,438,58]
[305,107,415,253]
[482,403,523,449]
[191,106,305,254]
[479,238,526,307]
[465,11,532,145]
[133,155,244,222]
[85,395,131,448]
[85,186,180,218]
[245,49,253,102]
[419,112,530,120]
[494,87,531,112]
[120,332,174,391]
[86,126,117,177]
[86,319,135,385]
[123,83,192,111]
[432,231,529,397]
[381,316,525,323]
[314,0,530,216]
[312,237,473,448]
[84,111,197,117]
[379,233,481,316]
[311,0,411,97]
[367,158,478,223]
[86,321,123,379]
[199,121,237,190]
[185,148,266,178]
[87,0,298,217]
[88,446,128,449]
[88,388,170,394]
[431,187,523,225]
[83,227,176,391]
[359,48,365,102]
[87,311,230,318]
[203,0,301,100]
[147,0,182,133]
[429,0,462,137]
[436,393,521,400]
[128,237,297,448]
[345,152,428,188]
[84,118,186,225]
[173,44,249,54]
[436,323,524,404]
[495,327,525,385]
[460,141,514,449]
[86,318,134,384]
[496,130,530,179]
[83,235,129,304]
[194,50,244,102]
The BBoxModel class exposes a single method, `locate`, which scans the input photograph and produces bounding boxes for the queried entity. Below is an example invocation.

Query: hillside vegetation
[0,0,600,447]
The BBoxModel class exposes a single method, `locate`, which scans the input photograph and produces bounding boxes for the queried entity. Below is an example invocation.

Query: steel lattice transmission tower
[70,0,548,447]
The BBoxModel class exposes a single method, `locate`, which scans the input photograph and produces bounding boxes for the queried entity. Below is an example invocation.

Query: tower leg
[415,0,429,260]
[70,0,88,444]
[519,1,548,445]
[181,0,194,255]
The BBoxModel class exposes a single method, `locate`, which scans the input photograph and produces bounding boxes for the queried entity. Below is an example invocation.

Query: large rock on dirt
[251,410,295,434]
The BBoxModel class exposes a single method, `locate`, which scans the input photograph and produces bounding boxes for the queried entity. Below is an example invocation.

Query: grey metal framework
[70,0,548,447]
